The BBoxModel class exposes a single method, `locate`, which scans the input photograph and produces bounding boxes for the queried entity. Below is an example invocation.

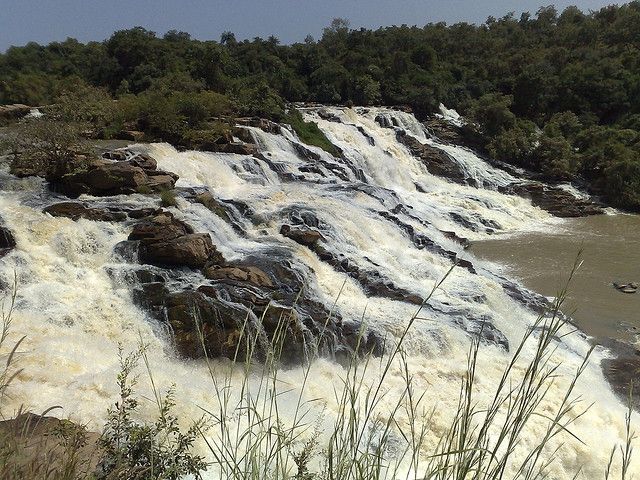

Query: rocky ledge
[0,220,16,258]
[117,207,384,364]
[11,150,178,197]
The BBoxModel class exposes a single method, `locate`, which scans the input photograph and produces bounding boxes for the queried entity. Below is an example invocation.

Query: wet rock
[234,117,282,135]
[115,130,145,142]
[280,224,325,247]
[317,109,342,123]
[127,207,163,219]
[133,248,385,363]
[203,265,274,288]
[50,151,178,198]
[43,201,127,222]
[424,117,487,152]
[129,212,221,269]
[613,282,638,294]
[396,130,471,186]
[501,182,603,218]
[0,222,15,257]
[215,142,258,155]
[193,191,232,222]
[600,338,640,410]
[440,230,471,249]
[311,243,424,305]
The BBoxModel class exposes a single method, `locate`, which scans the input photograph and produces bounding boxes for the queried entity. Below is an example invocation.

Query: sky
[0,0,620,51]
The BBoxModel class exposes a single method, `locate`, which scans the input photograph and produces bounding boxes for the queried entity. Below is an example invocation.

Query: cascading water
[0,106,634,478]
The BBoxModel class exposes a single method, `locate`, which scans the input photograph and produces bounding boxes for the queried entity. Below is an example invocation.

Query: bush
[95,348,207,480]
[53,82,124,139]
[160,189,178,208]
[3,117,89,179]
[487,119,538,165]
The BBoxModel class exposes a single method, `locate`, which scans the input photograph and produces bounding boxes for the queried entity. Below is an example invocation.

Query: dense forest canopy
[2,3,640,209]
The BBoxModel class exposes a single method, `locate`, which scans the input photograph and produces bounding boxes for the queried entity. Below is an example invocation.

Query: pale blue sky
[0,0,620,51]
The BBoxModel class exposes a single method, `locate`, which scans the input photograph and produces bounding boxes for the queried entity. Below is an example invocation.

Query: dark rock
[234,117,282,135]
[133,248,386,363]
[31,150,181,198]
[396,130,472,186]
[613,282,638,294]
[215,142,258,155]
[501,182,604,218]
[311,243,424,305]
[317,109,342,123]
[280,224,325,246]
[43,202,127,222]
[129,211,222,269]
[127,207,162,219]
[424,117,487,153]
[193,191,232,221]
[115,130,145,142]
[203,265,274,287]
[55,159,177,197]
[0,222,15,257]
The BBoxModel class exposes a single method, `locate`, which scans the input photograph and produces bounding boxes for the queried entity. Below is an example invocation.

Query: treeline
[2,4,640,208]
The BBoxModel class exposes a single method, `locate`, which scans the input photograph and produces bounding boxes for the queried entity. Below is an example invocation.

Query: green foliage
[468,93,516,137]
[4,118,89,179]
[3,4,640,208]
[96,348,206,480]
[487,119,538,166]
[283,109,340,156]
[160,189,178,208]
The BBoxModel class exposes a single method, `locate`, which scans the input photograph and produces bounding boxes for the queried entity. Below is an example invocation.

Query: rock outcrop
[43,202,127,222]
[132,248,385,364]
[396,130,471,185]
[0,412,101,479]
[500,182,603,217]
[54,152,178,198]
[0,222,15,257]
[128,211,221,269]
[10,149,179,199]
[0,104,33,120]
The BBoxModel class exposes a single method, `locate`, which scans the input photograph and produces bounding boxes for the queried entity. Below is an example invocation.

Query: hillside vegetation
[2,3,640,208]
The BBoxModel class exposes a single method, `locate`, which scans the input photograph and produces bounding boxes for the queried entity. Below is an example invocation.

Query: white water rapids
[0,106,635,478]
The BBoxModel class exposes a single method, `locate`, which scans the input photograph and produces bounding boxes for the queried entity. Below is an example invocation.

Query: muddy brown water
[471,213,640,344]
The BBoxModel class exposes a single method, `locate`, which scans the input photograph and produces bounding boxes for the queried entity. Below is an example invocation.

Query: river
[471,212,640,344]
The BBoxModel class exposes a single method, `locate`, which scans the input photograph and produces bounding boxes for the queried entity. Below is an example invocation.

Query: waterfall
[0,106,634,479]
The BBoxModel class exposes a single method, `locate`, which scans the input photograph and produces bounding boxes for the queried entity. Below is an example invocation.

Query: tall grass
[191,257,635,480]
[0,258,636,479]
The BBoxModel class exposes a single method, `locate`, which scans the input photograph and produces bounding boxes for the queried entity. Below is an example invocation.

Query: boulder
[501,182,603,217]
[140,233,215,269]
[115,130,145,142]
[129,211,221,269]
[193,191,231,220]
[0,412,100,479]
[24,150,181,198]
[43,202,127,222]
[133,249,386,363]
[280,224,325,246]
[0,223,15,257]
[396,130,471,185]
[0,104,32,120]
[203,265,273,287]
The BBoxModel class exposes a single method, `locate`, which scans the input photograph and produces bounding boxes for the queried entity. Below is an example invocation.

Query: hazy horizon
[0,0,620,52]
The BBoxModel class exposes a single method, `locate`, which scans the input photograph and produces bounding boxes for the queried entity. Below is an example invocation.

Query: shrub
[284,109,340,156]
[4,117,89,179]
[95,348,207,480]
[160,189,178,208]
